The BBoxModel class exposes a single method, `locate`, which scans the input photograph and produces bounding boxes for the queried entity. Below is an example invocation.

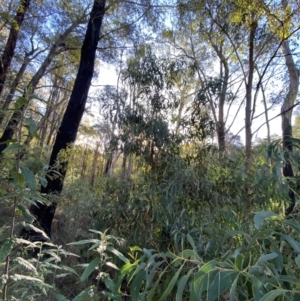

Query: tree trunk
[211,43,229,153]
[0,51,31,125]
[245,17,257,214]
[281,39,299,215]
[30,0,106,238]
[0,0,31,96]
[90,142,100,187]
[0,21,80,155]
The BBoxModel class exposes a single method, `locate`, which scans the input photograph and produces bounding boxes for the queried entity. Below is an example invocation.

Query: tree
[281,31,299,215]
[0,12,86,154]
[29,0,107,238]
[0,0,31,96]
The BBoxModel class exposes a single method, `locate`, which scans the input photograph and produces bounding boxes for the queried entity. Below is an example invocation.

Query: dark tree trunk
[244,17,257,215]
[0,0,31,96]
[30,0,106,238]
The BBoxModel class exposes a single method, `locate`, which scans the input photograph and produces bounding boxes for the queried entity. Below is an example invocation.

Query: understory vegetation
[1,132,300,300]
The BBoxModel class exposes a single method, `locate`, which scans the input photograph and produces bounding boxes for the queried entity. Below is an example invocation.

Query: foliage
[1,0,300,300]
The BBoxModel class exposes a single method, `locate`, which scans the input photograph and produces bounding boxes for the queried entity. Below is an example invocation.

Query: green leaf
[130,269,146,301]
[2,143,23,152]
[158,263,184,301]
[295,255,300,267]
[259,289,287,301]
[72,286,95,301]
[283,220,300,234]
[25,117,37,135]
[254,211,277,229]
[130,246,143,252]
[10,274,43,282]
[187,234,196,250]
[14,257,37,273]
[200,260,217,273]
[229,275,239,301]
[17,204,35,223]
[178,249,201,261]
[0,238,14,262]
[193,269,218,298]
[281,234,300,254]
[208,270,237,301]
[107,246,129,263]
[80,257,100,281]
[176,268,195,301]
[244,273,267,297]
[14,96,27,109]
[269,240,283,272]
[145,260,163,290]
[23,223,49,240]
[235,254,244,270]
[54,293,70,301]
[68,239,99,246]
[224,230,249,240]
[147,266,167,301]
[39,176,48,188]
[20,166,36,191]
[257,252,278,264]
[0,194,16,201]
[105,261,119,270]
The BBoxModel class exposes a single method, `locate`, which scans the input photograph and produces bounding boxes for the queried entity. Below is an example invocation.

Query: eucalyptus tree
[164,0,300,214]
[116,48,186,170]
[165,0,244,153]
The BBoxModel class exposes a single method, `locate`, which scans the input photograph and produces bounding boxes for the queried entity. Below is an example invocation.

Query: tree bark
[281,39,299,215]
[90,142,100,187]
[0,0,31,96]
[244,17,257,214]
[30,0,107,238]
[211,43,229,153]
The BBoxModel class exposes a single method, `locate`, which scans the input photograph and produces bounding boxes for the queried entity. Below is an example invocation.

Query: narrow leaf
[281,234,300,254]
[80,257,100,281]
[254,211,277,229]
[107,246,128,263]
[158,263,184,301]
[208,270,237,301]
[72,286,95,301]
[2,143,23,152]
[259,289,287,301]
[20,166,36,191]
[67,239,99,246]
[0,238,14,262]
[17,204,34,223]
[176,268,195,301]
[54,293,70,301]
